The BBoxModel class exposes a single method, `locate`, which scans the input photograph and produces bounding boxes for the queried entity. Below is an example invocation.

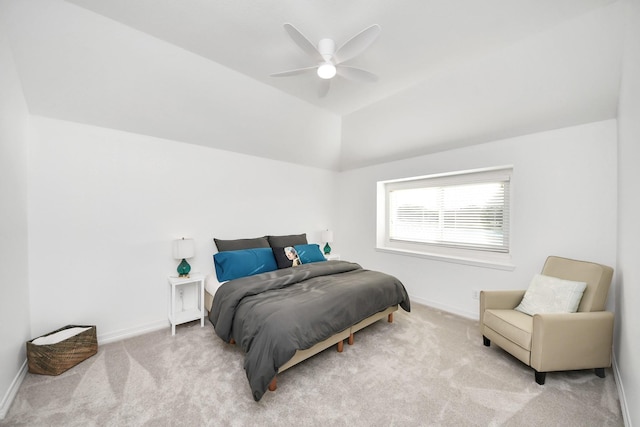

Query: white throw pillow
[515,274,587,316]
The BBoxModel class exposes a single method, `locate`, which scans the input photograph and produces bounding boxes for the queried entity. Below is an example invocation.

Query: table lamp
[321,230,333,255]
[173,237,195,277]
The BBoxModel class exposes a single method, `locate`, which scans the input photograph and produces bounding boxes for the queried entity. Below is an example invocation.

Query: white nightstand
[325,253,341,260]
[167,273,205,336]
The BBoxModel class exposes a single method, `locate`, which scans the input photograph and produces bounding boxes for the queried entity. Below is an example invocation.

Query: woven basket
[26,325,98,376]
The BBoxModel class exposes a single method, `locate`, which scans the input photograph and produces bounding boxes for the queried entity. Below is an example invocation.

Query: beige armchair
[480,256,614,384]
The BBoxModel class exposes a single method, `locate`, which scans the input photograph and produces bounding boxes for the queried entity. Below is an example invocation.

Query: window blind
[387,174,510,253]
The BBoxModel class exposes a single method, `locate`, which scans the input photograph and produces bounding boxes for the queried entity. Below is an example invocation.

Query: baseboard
[612,352,632,427]
[97,319,169,345]
[0,359,27,420]
[409,294,478,321]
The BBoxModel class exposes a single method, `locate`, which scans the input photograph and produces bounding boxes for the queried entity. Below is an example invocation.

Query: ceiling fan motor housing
[318,38,336,61]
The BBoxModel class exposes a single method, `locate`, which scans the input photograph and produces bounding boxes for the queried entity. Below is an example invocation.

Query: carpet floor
[1,303,623,426]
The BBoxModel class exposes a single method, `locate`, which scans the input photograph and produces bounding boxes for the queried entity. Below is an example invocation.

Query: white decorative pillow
[515,274,587,316]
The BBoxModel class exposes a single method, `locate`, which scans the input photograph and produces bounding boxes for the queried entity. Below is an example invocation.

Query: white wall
[27,117,336,342]
[615,0,640,424]
[337,120,617,319]
[0,32,31,417]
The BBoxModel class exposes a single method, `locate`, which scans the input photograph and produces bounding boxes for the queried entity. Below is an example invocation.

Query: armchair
[480,256,614,384]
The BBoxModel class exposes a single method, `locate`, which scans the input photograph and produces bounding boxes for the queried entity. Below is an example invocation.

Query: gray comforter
[209,260,410,401]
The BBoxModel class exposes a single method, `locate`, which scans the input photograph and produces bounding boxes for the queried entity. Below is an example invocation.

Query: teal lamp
[322,230,333,255]
[172,238,195,277]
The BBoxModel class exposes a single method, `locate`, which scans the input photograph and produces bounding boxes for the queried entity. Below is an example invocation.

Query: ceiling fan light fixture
[317,62,336,79]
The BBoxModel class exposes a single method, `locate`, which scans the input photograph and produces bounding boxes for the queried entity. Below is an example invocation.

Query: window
[377,167,513,269]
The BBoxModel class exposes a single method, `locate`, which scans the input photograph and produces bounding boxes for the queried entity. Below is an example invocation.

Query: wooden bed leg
[268,377,277,391]
[337,340,344,353]
[388,312,394,323]
[348,333,354,345]
[229,338,236,345]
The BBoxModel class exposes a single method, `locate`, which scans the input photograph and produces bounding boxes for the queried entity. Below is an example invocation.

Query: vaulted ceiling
[1,0,623,170]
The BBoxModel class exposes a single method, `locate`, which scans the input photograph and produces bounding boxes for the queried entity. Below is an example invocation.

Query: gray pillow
[267,233,308,248]
[213,236,270,252]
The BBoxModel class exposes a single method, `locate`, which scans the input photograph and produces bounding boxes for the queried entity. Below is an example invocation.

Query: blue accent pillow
[214,248,277,282]
[294,244,327,264]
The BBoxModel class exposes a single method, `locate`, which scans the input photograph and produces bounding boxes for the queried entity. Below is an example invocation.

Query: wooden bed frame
[206,289,398,393]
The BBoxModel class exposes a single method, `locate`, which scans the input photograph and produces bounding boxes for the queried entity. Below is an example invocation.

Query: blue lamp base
[323,242,331,255]
[177,259,191,277]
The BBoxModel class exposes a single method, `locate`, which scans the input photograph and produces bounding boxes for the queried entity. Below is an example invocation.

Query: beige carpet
[1,304,623,426]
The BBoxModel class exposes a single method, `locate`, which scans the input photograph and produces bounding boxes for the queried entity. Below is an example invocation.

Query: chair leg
[535,371,546,385]
[595,368,606,378]
[482,336,490,347]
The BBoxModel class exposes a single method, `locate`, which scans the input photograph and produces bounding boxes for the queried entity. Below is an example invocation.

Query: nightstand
[325,253,341,260]
[167,273,205,336]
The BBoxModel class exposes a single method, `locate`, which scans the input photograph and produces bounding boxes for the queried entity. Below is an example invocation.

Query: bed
[206,234,411,401]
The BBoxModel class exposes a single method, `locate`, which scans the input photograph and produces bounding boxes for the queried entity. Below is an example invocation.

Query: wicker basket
[26,325,98,376]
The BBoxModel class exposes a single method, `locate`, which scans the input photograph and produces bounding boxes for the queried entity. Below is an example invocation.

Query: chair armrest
[479,290,525,324]
[530,311,614,372]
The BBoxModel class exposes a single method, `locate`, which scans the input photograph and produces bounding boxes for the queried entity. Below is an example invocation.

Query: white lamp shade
[172,238,195,259]
[322,230,334,243]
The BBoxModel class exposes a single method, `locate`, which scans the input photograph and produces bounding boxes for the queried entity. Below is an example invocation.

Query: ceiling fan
[270,23,381,97]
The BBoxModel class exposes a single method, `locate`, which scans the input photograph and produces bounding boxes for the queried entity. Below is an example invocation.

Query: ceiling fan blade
[283,23,323,62]
[318,79,331,98]
[334,24,381,64]
[337,66,378,83]
[270,66,317,77]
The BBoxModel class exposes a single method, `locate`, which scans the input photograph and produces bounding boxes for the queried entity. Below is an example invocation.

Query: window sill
[375,246,516,271]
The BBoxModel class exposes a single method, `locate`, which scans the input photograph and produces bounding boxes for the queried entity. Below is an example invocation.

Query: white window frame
[376,166,515,270]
